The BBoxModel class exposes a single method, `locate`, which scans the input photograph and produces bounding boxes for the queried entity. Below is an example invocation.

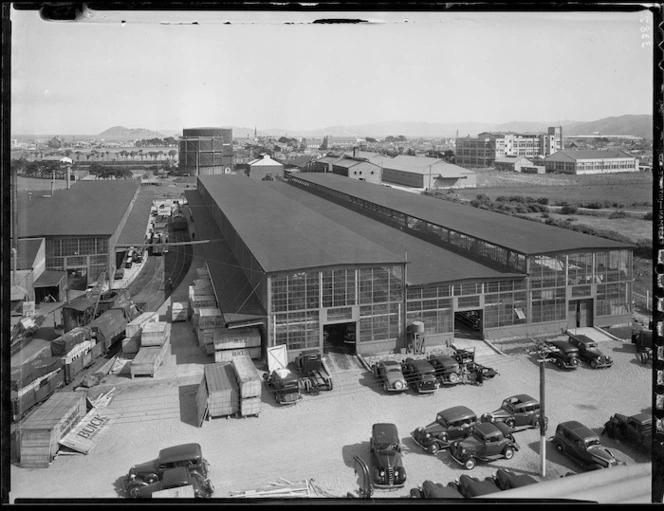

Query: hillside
[563,114,652,139]
[98,126,167,140]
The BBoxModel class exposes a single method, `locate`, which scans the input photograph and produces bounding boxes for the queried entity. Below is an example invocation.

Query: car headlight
[461,448,467,454]
[425,433,431,438]
[394,381,403,390]
[379,470,385,477]
[394,470,399,477]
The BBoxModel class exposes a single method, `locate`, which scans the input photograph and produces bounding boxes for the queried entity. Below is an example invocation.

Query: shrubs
[560,203,578,215]
[644,211,653,220]
[608,210,628,219]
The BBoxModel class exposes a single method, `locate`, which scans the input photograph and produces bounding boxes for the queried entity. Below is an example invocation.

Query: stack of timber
[214,327,262,362]
[196,308,225,355]
[197,362,240,420]
[229,478,337,498]
[130,322,171,378]
[171,301,188,322]
[232,354,262,417]
[19,392,87,468]
[123,311,158,354]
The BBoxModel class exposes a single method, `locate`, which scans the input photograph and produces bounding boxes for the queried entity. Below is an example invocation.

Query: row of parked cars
[533,335,613,370]
[410,468,538,498]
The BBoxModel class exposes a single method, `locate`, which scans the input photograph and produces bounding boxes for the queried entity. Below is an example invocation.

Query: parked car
[549,421,620,470]
[126,466,214,498]
[480,394,548,430]
[632,328,653,364]
[537,340,581,369]
[410,480,464,499]
[449,422,520,470]
[371,360,408,393]
[602,412,652,453]
[370,423,407,489]
[133,250,143,263]
[411,405,479,455]
[114,268,125,280]
[493,468,538,490]
[453,474,502,498]
[124,443,210,492]
[456,310,481,330]
[401,358,438,394]
[428,353,462,385]
[567,334,613,369]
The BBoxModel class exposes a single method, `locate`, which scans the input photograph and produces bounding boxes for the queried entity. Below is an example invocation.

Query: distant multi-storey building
[456,126,563,168]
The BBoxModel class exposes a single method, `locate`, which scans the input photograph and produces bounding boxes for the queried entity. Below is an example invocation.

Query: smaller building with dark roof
[381,155,477,189]
[331,157,381,184]
[545,149,638,174]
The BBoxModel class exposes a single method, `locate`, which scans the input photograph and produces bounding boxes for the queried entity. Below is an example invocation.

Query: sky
[10,7,655,135]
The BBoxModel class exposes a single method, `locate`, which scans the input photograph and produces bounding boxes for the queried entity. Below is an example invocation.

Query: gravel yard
[9,317,651,501]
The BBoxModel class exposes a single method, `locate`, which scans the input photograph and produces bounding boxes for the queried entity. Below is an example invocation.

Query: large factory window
[530,287,566,323]
[322,269,356,308]
[406,296,453,335]
[567,252,594,285]
[530,255,566,288]
[273,310,319,351]
[596,282,630,317]
[359,302,400,342]
[271,271,320,313]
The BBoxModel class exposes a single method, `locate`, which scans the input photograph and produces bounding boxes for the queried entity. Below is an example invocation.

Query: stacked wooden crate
[198,362,240,419]
[196,308,225,355]
[188,276,215,320]
[171,301,188,322]
[123,312,158,355]
[213,327,262,362]
[130,321,171,378]
[232,354,262,417]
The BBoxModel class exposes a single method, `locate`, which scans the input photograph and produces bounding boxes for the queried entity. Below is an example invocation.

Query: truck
[294,349,333,394]
[631,328,652,364]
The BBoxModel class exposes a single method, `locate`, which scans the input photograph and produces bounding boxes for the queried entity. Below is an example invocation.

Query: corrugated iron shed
[293,173,631,255]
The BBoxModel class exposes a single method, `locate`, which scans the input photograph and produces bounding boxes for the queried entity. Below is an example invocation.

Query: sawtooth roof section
[293,173,632,255]
[197,174,407,273]
[116,188,155,246]
[17,180,139,238]
[270,182,526,286]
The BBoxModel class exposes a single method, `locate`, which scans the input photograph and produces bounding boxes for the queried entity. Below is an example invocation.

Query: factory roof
[270,182,525,285]
[16,238,43,270]
[17,180,139,238]
[545,149,634,161]
[116,188,155,246]
[382,155,474,177]
[248,154,284,167]
[292,173,631,255]
[197,174,406,273]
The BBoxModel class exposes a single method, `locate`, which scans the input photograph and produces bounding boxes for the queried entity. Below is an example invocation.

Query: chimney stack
[65,163,71,189]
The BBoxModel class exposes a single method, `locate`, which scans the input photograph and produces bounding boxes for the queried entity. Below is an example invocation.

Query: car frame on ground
[371,359,408,393]
[401,357,438,394]
[409,480,464,499]
[567,334,613,369]
[480,394,548,431]
[493,468,538,490]
[124,443,210,493]
[549,420,620,470]
[449,422,520,470]
[370,423,407,489]
[411,405,479,455]
[602,412,652,453]
[126,466,214,498]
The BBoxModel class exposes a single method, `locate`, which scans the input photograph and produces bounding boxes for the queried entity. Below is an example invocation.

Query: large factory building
[188,173,633,360]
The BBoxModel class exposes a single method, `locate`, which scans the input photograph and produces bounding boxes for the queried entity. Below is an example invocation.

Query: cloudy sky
[10,7,654,135]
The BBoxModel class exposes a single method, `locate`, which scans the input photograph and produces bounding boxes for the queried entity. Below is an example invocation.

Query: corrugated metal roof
[332,158,362,169]
[33,270,66,288]
[270,182,525,285]
[293,173,631,255]
[248,155,284,167]
[204,362,238,392]
[16,238,43,270]
[17,180,139,237]
[197,174,407,273]
[117,188,154,246]
[546,149,634,161]
[383,155,474,177]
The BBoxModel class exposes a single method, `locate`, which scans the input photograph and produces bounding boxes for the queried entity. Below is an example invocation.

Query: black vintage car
[493,468,538,490]
[126,466,214,498]
[124,443,210,491]
[602,412,652,453]
[550,421,620,470]
[371,359,408,393]
[409,480,465,499]
[411,405,479,455]
[263,368,302,405]
[481,394,548,431]
[370,423,407,489]
[401,358,438,394]
[539,340,581,369]
[567,335,613,369]
[453,474,502,498]
[428,353,462,385]
[449,422,520,470]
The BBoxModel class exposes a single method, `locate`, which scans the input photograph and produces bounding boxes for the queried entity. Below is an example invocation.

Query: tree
[168,149,177,160]
[385,136,396,143]
[397,135,407,141]
[164,137,177,146]
[365,137,377,143]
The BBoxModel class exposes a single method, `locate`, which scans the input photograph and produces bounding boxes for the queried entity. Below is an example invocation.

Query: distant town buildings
[455,126,563,167]
[247,154,284,181]
[544,149,638,174]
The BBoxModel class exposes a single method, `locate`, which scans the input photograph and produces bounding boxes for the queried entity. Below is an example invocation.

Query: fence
[633,290,652,312]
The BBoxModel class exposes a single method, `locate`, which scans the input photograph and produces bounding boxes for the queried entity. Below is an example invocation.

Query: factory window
[596,282,630,317]
[273,310,319,351]
[322,268,356,308]
[530,287,566,323]
[359,302,401,341]
[271,270,320,313]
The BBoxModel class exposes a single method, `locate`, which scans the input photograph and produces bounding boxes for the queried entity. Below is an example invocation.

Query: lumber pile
[229,478,338,498]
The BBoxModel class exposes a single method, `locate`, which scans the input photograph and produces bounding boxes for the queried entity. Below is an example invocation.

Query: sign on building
[22,301,35,318]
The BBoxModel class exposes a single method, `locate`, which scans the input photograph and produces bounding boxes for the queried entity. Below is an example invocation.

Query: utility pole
[528,339,554,477]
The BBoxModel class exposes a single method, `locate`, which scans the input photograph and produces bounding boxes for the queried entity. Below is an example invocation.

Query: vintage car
[493,468,538,490]
[602,412,652,452]
[549,421,620,470]
[449,422,520,470]
[456,310,481,330]
[263,368,302,405]
[124,443,210,491]
[567,335,613,369]
[401,358,438,394]
[371,359,408,393]
[539,340,581,369]
[370,423,407,489]
[126,466,214,498]
[452,474,502,498]
[480,394,548,431]
[428,353,463,385]
[409,480,464,499]
[411,405,479,455]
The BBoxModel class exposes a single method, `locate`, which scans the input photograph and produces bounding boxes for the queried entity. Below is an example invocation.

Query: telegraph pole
[539,359,547,477]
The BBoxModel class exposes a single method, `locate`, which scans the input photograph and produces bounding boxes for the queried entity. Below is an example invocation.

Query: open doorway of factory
[454,309,483,340]
[66,267,88,291]
[323,321,357,355]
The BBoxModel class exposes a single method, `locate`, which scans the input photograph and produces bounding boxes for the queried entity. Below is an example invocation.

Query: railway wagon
[11,357,66,423]
[88,308,127,352]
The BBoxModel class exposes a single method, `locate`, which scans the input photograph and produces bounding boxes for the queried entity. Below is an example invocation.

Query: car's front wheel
[503,447,515,460]
[428,443,439,455]
[505,418,516,429]
[590,359,598,369]
[126,481,146,498]
[464,458,476,470]
[410,488,422,498]
[448,372,460,384]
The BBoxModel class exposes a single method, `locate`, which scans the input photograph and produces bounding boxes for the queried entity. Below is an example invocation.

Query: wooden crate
[240,396,262,417]
[190,295,216,310]
[141,322,171,347]
[231,354,261,399]
[20,392,87,468]
[195,267,209,279]
[122,335,140,355]
[153,485,195,498]
[215,347,261,363]
[213,327,261,351]
[198,308,224,329]
[204,362,240,418]
[171,302,188,323]
[197,326,223,348]
[191,307,201,327]
[194,278,212,289]
[126,312,158,340]
[130,338,170,378]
